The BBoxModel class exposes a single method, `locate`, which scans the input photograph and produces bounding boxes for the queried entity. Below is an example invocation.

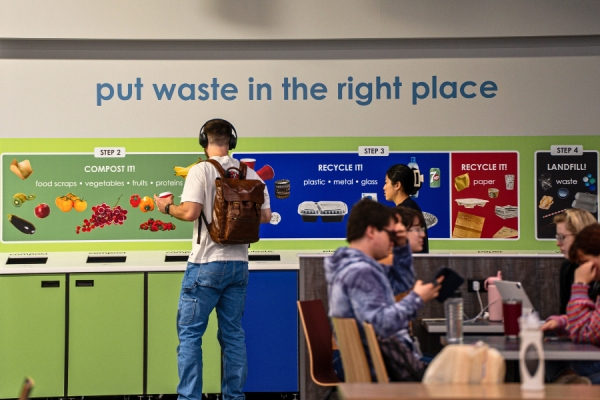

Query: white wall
[1,1,600,139]
[2,0,600,40]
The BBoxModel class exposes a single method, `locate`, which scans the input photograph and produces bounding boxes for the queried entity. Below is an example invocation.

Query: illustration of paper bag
[452,211,485,238]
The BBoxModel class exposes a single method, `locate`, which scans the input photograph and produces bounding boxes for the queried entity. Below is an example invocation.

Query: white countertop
[0,250,310,274]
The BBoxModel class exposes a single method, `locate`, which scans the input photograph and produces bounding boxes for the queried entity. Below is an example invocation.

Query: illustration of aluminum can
[430,168,441,188]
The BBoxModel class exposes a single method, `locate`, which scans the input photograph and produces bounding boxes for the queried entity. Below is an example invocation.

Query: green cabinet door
[68,273,144,396]
[0,275,66,398]
[147,272,221,395]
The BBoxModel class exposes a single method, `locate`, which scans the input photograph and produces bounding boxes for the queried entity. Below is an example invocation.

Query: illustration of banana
[12,193,36,207]
[174,159,201,179]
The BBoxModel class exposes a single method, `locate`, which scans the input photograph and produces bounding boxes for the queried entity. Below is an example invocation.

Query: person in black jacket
[383,164,429,253]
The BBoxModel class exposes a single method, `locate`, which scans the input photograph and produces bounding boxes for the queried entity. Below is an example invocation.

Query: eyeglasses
[408,226,424,233]
[555,233,573,242]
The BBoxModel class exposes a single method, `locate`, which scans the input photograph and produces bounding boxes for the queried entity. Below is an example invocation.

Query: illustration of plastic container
[298,201,348,222]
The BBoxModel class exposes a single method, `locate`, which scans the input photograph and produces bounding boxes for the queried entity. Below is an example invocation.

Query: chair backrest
[297,300,341,386]
[19,377,34,400]
[362,322,390,383]
[331,317,371,383]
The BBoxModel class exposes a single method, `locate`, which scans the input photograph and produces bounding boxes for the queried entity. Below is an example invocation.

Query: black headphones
[199,119,237,149]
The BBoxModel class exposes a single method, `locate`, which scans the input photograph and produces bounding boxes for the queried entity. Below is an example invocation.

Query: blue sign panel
[233,151,450,240]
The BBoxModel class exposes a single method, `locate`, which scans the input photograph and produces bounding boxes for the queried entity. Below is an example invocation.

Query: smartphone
[432,266,465,303]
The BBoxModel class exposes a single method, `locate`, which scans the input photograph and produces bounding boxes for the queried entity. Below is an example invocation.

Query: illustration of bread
[10,159,33,180]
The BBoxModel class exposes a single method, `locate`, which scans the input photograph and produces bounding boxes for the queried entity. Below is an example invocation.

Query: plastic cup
[159,192,173,199]
[240,158,256,169]
[502,299,522,339]
[256,165,275,181]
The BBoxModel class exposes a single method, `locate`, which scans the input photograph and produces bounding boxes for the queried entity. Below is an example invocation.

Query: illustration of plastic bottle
[408,157,420,198]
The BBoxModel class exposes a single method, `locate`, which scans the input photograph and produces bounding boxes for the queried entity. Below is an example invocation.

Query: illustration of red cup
[256,165,275,181]
[240,158,256,169]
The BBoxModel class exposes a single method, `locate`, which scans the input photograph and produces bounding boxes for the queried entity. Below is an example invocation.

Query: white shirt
[181,155,271,264]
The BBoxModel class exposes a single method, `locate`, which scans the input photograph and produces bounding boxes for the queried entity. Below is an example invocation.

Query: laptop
[495,280,535,313]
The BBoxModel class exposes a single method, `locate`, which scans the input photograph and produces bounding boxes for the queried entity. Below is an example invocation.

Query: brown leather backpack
[199,159,265,245]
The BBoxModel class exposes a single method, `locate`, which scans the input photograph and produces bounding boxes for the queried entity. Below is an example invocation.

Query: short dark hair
[569,223,600,262]
[346,198,395,242]
[386,164,420,196]
[394,206,424,229]
[204,119,233,147]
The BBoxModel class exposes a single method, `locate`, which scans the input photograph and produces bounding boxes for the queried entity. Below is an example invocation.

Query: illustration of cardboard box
[452,211,485,238]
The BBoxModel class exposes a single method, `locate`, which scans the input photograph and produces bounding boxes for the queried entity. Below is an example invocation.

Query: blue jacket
[324,244,423,359]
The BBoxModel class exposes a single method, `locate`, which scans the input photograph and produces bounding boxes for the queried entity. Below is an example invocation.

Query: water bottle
[485,271,503,322]
[519,312,544,391]
[445,290,463,344]
[407,157,420,198]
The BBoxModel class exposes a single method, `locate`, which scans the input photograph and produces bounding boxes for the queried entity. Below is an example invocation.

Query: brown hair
[346,199,395,243]
[569,223,600,262]
[204,119,234,147]
[394,206,424,229]
[553,208,597,235]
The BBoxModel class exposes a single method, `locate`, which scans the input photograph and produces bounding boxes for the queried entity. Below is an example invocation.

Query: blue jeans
[546,360,600,384]
[177,261,249,400]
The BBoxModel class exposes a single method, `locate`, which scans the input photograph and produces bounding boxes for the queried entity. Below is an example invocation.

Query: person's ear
[365,226,377,239]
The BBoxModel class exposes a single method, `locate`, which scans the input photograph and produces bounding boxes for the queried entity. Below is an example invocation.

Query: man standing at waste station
[154,118,271,400]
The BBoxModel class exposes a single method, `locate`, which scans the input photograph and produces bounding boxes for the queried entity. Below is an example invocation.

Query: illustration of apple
[34,203,50,218]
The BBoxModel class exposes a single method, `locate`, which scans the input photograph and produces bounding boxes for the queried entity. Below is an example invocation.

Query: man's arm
[260,208,272,223]
[154,195,202,222]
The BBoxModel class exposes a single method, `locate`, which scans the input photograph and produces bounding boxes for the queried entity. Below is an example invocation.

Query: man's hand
[574,261,599,285]
[541,319,559,331]
[153,195,201,222]
[153,194,173,214]
[412,276,443,303]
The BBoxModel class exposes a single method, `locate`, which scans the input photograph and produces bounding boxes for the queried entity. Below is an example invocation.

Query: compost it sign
[2,152,199,242]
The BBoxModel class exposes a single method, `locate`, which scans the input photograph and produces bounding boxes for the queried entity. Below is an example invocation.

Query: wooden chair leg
[323,386,337,400]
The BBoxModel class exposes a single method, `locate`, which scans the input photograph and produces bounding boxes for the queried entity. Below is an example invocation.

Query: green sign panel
[2,152,200,242]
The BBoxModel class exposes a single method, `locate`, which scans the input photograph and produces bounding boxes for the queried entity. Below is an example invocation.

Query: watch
[164,204,171,216]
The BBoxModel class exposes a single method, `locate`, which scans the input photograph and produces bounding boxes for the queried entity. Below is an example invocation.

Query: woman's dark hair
[386,164,420,196]
[346,198,395,243]
[394,206,424,229]
[569,223,600,262]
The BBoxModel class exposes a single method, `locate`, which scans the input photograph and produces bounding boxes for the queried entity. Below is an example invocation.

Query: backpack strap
[204,158,228,178]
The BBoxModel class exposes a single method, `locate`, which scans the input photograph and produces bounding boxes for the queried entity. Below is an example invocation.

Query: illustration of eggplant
[7,214,36,234]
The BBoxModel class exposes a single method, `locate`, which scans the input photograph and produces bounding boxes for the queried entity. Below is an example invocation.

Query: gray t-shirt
[181,155,271,264]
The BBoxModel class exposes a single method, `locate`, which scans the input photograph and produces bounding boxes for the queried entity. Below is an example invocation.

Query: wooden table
[338,383,600,400]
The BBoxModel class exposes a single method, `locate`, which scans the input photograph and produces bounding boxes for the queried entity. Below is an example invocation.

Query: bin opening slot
[6,257,48,265]
[248,254,281,261]
[165,254,189,262]
[86,255,127,263]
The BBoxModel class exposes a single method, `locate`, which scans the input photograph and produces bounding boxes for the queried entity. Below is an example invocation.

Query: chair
[331,317,371,383]
[297,300,341,400]
[363,322,390,383]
